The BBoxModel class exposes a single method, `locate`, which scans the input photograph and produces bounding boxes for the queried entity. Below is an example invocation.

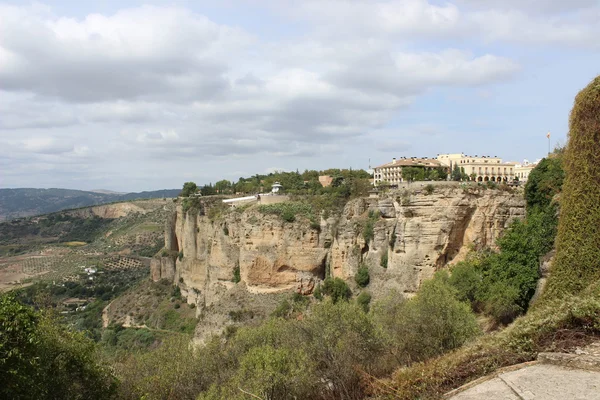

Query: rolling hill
[0,188,180,221]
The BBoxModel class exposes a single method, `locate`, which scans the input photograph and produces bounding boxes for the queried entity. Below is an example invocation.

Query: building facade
[437,153,516,182]
[373,157,444,186]
[514,160,539,182]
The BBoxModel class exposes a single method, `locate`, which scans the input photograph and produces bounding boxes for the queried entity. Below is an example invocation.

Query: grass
[63,241,87,247]
[370,283,600,399]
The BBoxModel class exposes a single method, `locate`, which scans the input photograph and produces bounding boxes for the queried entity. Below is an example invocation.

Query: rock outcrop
[151,187,525,311]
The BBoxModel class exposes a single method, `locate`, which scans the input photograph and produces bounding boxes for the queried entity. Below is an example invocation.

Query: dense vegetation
[0,295,116,400]
[446,151,563,324]
[114,275,479,400]
[199,168,371,196]
[546,75,600,297]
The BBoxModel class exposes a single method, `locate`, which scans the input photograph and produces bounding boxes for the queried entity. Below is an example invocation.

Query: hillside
[0,188,180,221]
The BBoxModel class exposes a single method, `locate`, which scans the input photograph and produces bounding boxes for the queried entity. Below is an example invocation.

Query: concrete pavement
[448,343,600,400]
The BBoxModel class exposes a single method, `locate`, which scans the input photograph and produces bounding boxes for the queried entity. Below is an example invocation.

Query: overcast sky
[1,0,599,192]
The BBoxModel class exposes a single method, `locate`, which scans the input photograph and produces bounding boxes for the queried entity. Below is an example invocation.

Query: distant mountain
[0,188,180,221]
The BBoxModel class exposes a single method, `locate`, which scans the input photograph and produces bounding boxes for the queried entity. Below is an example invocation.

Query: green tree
[0,295,116,400]
[215,180,232,194]
[320,277,351,303]
[180,181,198,197]
[451,164,462,181]
[524,155,564,211]
[546,75,600,297]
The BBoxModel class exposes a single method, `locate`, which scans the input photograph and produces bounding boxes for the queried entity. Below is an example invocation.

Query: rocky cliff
[151,187,525,312]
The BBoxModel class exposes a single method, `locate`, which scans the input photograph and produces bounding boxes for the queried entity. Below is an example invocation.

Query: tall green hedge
[546,75,600,297]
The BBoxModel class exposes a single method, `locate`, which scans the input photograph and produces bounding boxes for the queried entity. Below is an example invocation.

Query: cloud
[6,1,582,191]
[283,0,600,48]
[0,4,248,102]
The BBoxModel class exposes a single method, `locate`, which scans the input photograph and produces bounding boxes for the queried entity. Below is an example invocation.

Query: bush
[380,252,388,269]
[233,345,316,400]
[320,278,351,303]
[355,264,370,287]
[356,291,372,312]
[424,184,435,195]
[258,202,315,224]
[381,284,600,400]
[373,272,480,365]
[232,264,241,283]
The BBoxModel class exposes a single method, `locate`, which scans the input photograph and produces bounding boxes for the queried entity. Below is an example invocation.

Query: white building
[437,153,516,182]
[271,182,283,194]
[514,159,540,182]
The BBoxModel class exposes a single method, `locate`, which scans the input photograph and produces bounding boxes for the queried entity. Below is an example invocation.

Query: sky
[1,0,599,192]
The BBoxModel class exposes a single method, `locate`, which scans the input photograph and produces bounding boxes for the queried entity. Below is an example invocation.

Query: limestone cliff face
[151,187,525,309]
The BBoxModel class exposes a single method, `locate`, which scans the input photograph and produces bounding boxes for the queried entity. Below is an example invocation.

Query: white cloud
[7,1,584,190]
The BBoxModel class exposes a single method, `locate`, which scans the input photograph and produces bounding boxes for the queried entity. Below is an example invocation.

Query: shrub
[320,278,351,303]
[356,291,372,312]
[362,219,375,243]
[232,264,241,283]
[233,345,316,400]
[373,272,480,365]
[313,284,323,301]
[546,75,600,298]
[380,251,388,269]
[355,264,370,287]
[258,202,315,224]
[177,251,184,261]
[424,184,435,195]
[381,286,600,400]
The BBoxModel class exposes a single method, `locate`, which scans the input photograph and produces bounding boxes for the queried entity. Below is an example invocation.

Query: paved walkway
[448,343,600,400]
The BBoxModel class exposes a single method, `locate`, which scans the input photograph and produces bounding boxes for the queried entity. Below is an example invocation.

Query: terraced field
[0,198,174,291]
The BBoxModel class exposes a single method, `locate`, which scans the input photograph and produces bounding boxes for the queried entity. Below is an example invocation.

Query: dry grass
[63,241,87,247]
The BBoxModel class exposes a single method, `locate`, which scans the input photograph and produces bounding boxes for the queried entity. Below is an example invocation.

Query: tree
[200,183,216,196]
[524,155,564,211]
[0,295,116,400]
[546,75,600,297]
[320,278,351,303]
[180,181,198,197]
[215,180,232,194]
[469,172,477,181]
[451,165,462,181]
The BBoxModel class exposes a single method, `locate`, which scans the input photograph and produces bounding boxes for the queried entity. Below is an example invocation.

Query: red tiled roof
[374,158,442,169]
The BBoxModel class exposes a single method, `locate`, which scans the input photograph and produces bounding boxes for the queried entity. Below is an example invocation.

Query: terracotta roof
[374,158,442,169]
